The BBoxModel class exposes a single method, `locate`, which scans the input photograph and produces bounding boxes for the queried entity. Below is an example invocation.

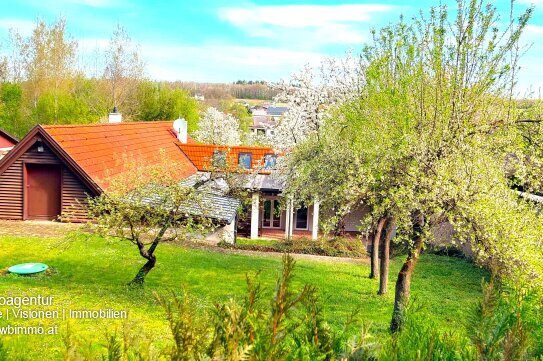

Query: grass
[0,232,487,360]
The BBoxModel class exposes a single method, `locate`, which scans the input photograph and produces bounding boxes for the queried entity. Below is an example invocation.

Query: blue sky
[1,0,543,94]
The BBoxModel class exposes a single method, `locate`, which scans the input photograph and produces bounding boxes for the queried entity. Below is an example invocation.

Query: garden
[0,232,490,360]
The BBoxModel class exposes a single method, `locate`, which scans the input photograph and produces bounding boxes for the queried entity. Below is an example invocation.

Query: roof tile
[179,143,277,173]
[42,121,198,190]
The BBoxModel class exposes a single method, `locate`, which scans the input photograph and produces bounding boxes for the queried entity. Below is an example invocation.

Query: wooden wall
[0,142,93,221]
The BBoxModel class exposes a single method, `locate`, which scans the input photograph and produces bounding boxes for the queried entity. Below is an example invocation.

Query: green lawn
[0,233,487,359]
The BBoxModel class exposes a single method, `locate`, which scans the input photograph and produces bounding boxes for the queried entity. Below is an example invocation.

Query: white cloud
[139,43,326,82]
[524,24,543,34]
[218,3,394,46]
[69,0,111,7]
[517,0,543,5]
[219,4,393,29]
[0,18,36,36]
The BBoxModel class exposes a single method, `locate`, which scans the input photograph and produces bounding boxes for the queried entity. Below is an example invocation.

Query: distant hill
[171,81,277,101]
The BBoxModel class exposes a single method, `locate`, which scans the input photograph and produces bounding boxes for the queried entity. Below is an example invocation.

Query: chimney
[108,106,122,123]
[173,118,188,143]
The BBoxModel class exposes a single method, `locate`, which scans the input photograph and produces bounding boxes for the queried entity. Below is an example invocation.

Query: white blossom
[194,107,242,146]
[270,53,364,150]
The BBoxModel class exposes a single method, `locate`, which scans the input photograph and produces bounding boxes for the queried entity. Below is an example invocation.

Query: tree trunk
[390,213,424,333]
[378,217,395,295]
[129,255,156,286]
[369,217,387,279]
[128,225,168,286]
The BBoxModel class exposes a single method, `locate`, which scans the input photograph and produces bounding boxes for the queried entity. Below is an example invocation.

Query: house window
[238,152,252,169]
[295,207,308,230]
[263,199,281,228]
[264,154,277,169]
[257,129,266,135]
[212,150,227,167]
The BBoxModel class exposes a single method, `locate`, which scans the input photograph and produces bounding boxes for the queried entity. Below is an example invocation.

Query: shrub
[221,236,368,258]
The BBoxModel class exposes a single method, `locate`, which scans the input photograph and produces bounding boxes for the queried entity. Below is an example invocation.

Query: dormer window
[264,154,277,169]
[212,150,227,167]
[238,152,252,169]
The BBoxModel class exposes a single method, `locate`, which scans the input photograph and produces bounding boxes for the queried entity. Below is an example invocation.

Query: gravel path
[0,220,83,237]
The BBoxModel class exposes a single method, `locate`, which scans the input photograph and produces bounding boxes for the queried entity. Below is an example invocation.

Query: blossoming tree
[194,107,242,146]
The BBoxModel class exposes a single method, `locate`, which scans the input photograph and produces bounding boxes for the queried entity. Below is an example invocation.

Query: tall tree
[8,18,77,118]
[282,0,543,333]
[0,83,24,136]
[103,24,144,114]
[135,81,200,132]
[271,55,363,150]
[378,217,394,295]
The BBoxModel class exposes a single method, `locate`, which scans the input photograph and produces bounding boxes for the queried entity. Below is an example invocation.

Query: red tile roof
[179,143,277,173]
[42,121,198,190]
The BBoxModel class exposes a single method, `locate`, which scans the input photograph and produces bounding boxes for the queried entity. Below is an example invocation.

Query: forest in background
[0,17,271,139]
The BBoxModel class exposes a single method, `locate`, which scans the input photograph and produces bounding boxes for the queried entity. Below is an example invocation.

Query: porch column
[312,199,320,240]
[285,198,294,240]
[251,192,259,239]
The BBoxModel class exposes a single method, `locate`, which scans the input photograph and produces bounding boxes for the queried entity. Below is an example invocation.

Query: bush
[221,236,368,258]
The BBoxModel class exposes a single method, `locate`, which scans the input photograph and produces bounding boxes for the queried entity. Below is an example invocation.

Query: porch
[242,191,320,240]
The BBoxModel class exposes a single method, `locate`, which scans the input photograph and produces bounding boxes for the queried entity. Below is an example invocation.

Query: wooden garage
[0,122,199,222]
[0,126,100,221]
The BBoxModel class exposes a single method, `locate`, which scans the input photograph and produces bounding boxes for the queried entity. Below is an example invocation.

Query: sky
[1,0,543,95]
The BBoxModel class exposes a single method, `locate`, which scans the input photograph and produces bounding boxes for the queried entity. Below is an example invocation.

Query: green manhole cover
[8,263,49,275]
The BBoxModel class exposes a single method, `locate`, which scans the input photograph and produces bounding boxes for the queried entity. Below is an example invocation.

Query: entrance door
[262,199,281,228]
[26,164,61,220]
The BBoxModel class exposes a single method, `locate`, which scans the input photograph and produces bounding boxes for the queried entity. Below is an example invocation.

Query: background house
[0,129,18,160]
[249,104,288,136]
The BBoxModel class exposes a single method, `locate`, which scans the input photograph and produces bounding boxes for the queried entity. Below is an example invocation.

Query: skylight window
[212,150,227,167]
[264,154,277,169]
[238,152,252,169]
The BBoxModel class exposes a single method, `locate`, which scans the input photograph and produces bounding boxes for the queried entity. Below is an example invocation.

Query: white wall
[343,204,369,232]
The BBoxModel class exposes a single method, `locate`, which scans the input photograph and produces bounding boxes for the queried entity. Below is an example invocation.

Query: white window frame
[262,198,282,229]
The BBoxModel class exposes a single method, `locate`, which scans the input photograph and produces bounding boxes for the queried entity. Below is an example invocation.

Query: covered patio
[237,174,367,242]
[249,192,320,240]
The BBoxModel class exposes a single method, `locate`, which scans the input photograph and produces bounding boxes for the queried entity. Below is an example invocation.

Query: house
[266,106,288,120]
[0,129,18,160]
[177,142,366,240]
[0,114,366,242]
[249,105,288,137]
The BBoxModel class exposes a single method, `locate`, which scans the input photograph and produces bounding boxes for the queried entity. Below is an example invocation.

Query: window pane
[263,200,271,227]
[296,207,308,229]
[239,153,252,169]
[273,200,281,227]
[264,154,277,169]
[212,150,226,167]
